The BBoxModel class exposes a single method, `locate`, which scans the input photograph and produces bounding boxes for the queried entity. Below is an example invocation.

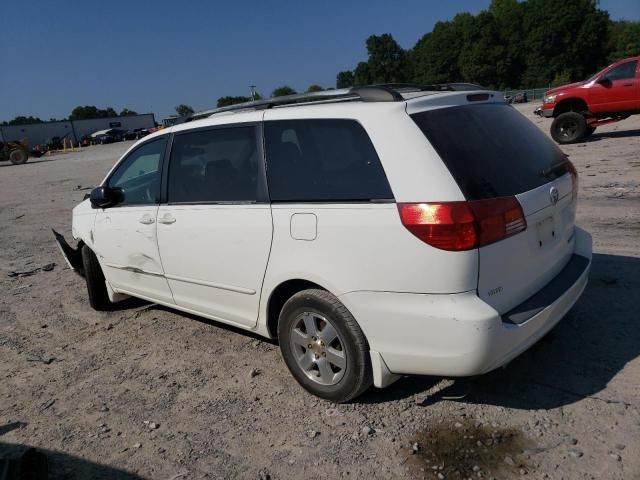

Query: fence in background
[503,87,549,102]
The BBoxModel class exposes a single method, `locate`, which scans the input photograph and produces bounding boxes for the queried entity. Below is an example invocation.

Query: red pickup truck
[535,56,639,144]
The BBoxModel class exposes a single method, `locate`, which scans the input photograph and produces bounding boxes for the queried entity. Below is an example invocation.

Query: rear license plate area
[536,216,555,247]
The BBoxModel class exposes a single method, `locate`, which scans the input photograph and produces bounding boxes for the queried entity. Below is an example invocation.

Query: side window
[264,119,393,202]
[605,61,638,81]
[168,126,260,203]
[108,137,166,206]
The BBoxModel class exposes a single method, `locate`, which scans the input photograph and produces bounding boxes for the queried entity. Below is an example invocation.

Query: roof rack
[182,83,487,122]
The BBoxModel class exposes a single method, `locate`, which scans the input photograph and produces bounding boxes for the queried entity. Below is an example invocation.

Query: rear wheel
[81,245,111,311]
[9,149,28,165]
[551,112,588,144]
[278,289,372,402]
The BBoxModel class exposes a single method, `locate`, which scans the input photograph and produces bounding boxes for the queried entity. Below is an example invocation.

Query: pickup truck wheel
[81,245,112,311]
[278,289,372,403]
[551,112,588,144]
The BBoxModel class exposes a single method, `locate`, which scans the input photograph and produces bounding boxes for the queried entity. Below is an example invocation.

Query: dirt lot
[1,104,639,480]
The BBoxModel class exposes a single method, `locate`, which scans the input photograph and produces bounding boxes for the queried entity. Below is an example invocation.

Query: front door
[590,59,639,113]
[93,136,174,304]
[156,120,272,328]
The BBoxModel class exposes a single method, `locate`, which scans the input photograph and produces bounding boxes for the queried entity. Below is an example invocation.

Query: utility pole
[249,85,257,101]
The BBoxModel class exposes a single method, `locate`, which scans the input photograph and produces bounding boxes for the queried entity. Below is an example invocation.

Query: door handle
[138,215,155,225]
[623,83,633,87]
[158,214,176,224]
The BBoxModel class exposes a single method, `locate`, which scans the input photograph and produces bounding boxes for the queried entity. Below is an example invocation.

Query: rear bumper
[341,227,592,386]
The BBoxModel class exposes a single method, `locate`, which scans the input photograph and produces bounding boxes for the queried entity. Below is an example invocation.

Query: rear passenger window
[264,119,393,202]
[168,126,260,203]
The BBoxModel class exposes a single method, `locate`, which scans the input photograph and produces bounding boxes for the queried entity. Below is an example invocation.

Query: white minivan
[55,85,592,402]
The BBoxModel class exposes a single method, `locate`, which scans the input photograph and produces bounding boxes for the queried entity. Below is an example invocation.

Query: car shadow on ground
[586,128,640,142]
[0,423,143,479]
[152,304,279,345]
[359,253,640,409]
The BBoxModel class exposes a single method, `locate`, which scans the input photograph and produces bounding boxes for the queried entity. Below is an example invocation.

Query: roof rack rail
[182,83,487,122]
[371,82,487,92]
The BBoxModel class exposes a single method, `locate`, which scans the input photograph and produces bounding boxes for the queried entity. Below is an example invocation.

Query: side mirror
[597,76,611,86]
[89,186,118,209]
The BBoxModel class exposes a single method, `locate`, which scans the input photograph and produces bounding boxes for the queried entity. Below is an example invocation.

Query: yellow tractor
[0,140,30,165]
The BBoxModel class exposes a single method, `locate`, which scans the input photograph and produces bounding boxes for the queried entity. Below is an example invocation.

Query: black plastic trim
[501,254,589,325]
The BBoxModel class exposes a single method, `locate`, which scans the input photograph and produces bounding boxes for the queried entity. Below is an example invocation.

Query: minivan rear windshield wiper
[541,159,569,178]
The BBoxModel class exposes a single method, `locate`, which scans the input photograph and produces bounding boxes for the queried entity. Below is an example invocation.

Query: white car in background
[54,84,592,402]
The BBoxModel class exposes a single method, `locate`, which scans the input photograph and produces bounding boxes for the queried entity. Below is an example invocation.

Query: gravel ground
[1,104,639,480]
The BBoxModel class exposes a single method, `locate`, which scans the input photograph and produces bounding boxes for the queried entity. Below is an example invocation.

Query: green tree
[175,104,195,117]
[521,0,610,86]
[217,96,252,107]
[608,20,640,61]
[551,70,573,87]
[457,12,502,87]
[353,62,372,86]
[7,116,43,125]
[364,33,411,83]
[305,84,324,93]
[336,71,354,88]
[271,86,297,97]
[70,106,100,120]
[70,105,118,120]
[119,108,138,116]
[487,0,526,88]
[412,14,476,84]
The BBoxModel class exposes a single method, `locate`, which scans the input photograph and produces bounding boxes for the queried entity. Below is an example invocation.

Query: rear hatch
[410,102,577,314]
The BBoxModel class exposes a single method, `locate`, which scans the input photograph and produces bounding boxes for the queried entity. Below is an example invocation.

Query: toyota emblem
[550,186,559,205]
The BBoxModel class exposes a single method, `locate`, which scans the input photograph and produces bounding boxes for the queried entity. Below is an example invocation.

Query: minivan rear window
[411,104,567,199]
[264,119,393,202]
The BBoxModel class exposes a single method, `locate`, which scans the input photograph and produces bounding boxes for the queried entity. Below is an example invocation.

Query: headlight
[543,94,557,104]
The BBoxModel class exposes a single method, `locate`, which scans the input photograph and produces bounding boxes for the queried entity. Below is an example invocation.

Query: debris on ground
[8,263,55,277]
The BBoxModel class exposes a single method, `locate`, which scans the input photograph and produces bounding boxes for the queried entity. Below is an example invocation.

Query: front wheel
[551,112,588,144]
[278,289,372,402]
[81,246,112,311]
[9,149,28,165]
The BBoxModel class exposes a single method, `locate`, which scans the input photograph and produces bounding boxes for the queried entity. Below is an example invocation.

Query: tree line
[1,106,139,126]
[335,0,639,90]
[205,0,637,111]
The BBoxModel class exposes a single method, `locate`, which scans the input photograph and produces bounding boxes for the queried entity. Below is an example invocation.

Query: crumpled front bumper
[534,105,554,118]
[52,229,84,275]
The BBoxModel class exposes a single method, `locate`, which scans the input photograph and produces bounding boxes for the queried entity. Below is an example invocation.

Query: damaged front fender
[52,229,84,276]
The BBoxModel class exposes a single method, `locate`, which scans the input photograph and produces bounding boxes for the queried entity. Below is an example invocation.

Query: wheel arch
[265,278,328,339]
[553,98,588,116]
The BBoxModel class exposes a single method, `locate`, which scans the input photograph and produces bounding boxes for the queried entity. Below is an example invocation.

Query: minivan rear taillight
[397,197,527,251]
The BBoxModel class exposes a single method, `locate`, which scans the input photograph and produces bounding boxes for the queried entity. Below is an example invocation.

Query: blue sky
[1,0,638,122]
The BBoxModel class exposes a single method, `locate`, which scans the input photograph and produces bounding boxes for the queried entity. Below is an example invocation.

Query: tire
[550,112,588,144]
[278,289,372,402]
[81,245,111,311]
[9,149,28,165]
